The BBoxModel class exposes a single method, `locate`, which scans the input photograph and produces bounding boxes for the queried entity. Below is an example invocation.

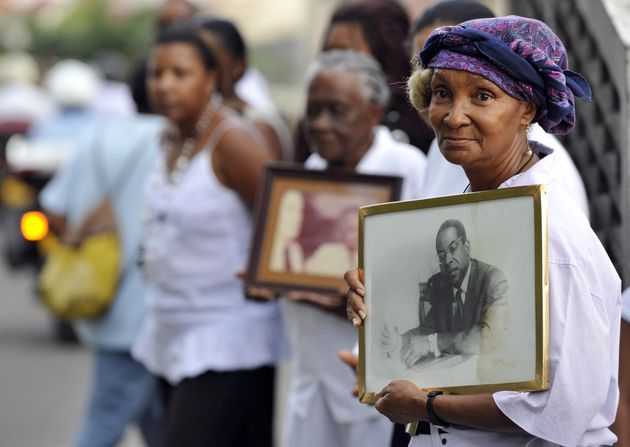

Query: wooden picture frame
[246,164,402,294]
[358,185,549,402]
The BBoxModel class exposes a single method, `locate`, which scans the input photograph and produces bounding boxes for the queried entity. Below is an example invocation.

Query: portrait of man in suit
[382,218,509,368]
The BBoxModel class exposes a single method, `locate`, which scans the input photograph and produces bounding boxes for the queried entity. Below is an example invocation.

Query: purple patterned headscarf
[419,16,592,134]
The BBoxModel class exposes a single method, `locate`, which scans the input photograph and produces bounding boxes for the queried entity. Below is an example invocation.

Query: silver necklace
[165,99,217,186]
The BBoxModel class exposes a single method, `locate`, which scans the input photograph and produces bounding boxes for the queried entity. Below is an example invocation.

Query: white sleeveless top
[133,118,288,384]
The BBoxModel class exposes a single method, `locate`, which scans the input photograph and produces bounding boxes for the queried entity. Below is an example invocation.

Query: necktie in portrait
[453,289,464,330]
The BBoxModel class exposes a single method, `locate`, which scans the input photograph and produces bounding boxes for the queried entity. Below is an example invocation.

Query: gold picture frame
[358,185,549,403]
[246,164,402,294]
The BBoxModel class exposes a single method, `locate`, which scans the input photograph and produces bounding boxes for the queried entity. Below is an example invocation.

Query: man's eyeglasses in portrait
[437,237,465,264]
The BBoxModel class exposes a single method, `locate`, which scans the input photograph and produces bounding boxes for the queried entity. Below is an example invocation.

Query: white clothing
[89,81,136,117]
[421,124,590,218]
[283,385,393,447]
[306,126,427,201]
[283,126,426,447]
[236,68,276,114]
[0,81,57,123]
[622,288,630,324]
[133,118,288,384]
[410,144,621,447]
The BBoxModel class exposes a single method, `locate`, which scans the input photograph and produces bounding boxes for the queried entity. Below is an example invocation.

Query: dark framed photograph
[246,164,402,294]
[358,185,549,402]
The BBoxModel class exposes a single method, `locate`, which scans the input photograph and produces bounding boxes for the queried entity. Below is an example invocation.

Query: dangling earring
[524,123,530,134]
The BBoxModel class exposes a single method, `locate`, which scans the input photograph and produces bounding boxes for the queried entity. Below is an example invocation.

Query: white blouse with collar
[410,145,621,447]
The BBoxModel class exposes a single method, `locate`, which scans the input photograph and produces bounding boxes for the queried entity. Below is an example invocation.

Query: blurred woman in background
[294,0,434,162]
[323,0,433,152]
[197,16,294,161]
[279,49,426,447]
[132,21,287,447]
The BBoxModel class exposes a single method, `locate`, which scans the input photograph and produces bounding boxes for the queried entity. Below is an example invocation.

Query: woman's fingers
[374,381,427,424]
[344,268,367,327]
[346,289,366,327]
[245,286,279,301]
[344,268,365,294]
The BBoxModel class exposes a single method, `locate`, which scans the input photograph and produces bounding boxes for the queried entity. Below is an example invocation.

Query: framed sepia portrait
[246,164,402,294]
[358,185,549,403]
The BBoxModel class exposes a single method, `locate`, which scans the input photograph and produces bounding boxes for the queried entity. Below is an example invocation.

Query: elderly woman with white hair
[279,49,427,447]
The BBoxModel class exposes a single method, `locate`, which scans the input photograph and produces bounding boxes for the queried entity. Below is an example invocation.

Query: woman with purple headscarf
[346,16,621,446]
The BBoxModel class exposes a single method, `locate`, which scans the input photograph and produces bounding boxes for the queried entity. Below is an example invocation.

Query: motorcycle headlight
[21,211,49,241]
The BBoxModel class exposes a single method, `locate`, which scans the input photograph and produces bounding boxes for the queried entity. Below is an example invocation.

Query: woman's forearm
[432,393,524,433]
[375,381,525,434]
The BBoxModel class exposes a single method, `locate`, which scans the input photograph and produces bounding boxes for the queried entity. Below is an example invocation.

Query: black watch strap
[426,390,450,427]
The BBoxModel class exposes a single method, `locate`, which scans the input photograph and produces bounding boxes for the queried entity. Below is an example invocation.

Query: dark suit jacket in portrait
[411,258,508,356]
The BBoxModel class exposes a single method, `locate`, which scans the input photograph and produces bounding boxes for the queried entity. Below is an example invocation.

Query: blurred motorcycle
[0,132,76,342]
[1,133,71,267]
[0,56,102,342]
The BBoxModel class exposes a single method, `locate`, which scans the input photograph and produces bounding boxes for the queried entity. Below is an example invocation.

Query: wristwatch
[426,390,450,427]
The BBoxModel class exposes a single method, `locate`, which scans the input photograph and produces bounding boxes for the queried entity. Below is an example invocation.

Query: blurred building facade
[0,0,502,119]
[2,0,628,281]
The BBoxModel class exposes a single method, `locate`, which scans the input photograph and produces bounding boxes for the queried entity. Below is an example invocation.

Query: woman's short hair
[304,49,391,107]
[196,16,247,60]
[407,67,433,112]
[155,20,219,72]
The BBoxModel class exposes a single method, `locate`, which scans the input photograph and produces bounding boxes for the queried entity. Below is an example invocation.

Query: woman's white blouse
[622,288,630,323]
[132,140,288,384]
[410,145,621,447]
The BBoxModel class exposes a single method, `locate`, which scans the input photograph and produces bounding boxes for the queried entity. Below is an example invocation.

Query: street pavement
[0,254,142,446]
[0,242,291,447]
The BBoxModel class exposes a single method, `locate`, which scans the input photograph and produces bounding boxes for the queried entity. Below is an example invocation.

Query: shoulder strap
[204,117,242,152]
